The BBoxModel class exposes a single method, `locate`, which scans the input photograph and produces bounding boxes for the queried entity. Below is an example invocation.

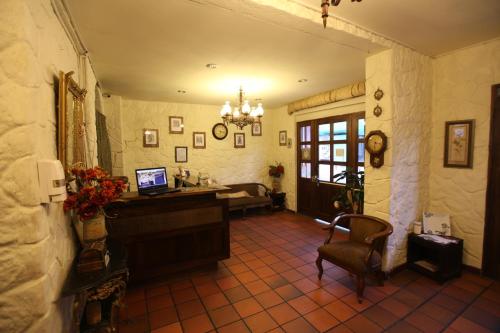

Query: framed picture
[175,146,188,163]
[279,130,287,146]
[169,116,184,134]
[444,120,474,168]
[234,133,245,148]
[251,122,262,136]
[193,132,206,149]
[143,129,159,147]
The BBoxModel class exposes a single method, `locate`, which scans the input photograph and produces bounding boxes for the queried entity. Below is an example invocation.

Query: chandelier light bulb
[242,100,251,115]
[256,103,264,116]
[233,107,240,117]
[250,107,257,117]
[220,101,231,116]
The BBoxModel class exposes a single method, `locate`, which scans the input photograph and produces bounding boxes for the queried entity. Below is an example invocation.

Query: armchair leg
[316,256,323,280]
[356,275,365,303]
[376,270,385,286]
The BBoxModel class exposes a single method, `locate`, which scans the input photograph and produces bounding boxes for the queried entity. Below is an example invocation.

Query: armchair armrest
[323,213,350,244]
[364,228,393,245]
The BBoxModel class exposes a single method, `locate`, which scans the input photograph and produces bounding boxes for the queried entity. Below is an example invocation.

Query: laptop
[135,167,180,196]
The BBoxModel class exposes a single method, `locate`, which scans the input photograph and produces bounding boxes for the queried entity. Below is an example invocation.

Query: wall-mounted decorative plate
[373,105,382,117]
[374,88,384,101]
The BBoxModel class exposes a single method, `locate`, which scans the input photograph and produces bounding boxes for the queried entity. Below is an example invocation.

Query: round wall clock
[365,130,387,168]
[212,123,228,140]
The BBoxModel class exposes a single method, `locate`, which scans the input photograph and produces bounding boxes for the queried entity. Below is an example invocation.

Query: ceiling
[65,0,382,107]
[298,0,500,56]
[66,0,500,107]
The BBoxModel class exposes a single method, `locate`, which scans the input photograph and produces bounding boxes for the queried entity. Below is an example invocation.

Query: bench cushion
[228,196,271,210]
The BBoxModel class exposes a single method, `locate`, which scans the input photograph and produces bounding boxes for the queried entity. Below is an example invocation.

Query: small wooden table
[62,240,128,332]
[407,233,463,283]
[270,192,286,211]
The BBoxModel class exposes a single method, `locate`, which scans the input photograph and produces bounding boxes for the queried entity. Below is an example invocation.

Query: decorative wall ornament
[444,120,474,168]
[321,0,363,28]
[373,105,383,117]
[374,88,384,101]
[193,132,206,149]
[251,122,262,136]
[175,146,188,163]
[279,131,287,146]
[287,82,365,114]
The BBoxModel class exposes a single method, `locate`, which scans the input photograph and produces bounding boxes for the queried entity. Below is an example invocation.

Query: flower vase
[74,214,107,245]
[272,177,281,193]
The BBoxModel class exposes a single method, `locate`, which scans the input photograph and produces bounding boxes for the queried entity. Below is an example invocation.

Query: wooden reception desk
[105,187,230,283]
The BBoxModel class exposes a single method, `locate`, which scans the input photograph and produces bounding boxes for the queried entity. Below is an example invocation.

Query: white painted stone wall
[119,98,272,190]
[0,0,97,331]
[429,39,500,268]
[101,95,124,176]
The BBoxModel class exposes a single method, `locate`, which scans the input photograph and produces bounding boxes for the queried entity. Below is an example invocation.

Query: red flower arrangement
[268,162,285,178]
[63,166,127,221]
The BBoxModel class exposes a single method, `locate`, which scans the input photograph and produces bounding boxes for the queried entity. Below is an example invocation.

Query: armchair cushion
[318,240,381,274]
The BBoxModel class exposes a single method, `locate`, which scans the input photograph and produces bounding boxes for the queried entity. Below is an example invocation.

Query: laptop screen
[135,167,168,192]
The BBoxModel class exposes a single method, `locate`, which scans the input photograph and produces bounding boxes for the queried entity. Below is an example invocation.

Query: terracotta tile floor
[119,211,500,333]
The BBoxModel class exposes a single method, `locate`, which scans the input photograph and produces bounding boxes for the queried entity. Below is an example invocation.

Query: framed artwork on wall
[175,146,188,163]
[169,116,184,134]
[234,133,245,148]
[193,132,206,149]
[279,130,287,146]
[143,129,159,147]
[444,119,474,168]
[251,122,262,136]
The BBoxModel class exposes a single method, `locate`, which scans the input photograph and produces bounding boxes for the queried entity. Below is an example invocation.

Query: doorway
[483,84,500,278]
[296,112,364,221]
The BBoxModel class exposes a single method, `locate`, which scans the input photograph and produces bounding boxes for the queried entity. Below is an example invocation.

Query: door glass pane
[358,166,365,174]
[333,165,347,184]
[333,144,347,162]
[300,126,311,142]
[301,162,311,179]
[358,142,365,162]
[318,144,330,161]
[301,145,311,161]
[358,118,365,139]
[333,121,347,140]
[318,124,330,141]
[318,164,331,182]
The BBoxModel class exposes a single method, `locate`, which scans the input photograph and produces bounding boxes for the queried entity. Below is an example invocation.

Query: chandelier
[220,87,264,130]
[321,0,362,28]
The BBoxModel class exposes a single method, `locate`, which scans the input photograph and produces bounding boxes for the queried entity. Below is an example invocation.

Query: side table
[270,192,286,211]
[62,240,128,332]
[407,233,463,283]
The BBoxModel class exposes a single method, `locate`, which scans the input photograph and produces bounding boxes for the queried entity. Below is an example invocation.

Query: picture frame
[279,130,287,146]
[251,122,262,136]
[234,133,245,148]
[193,132,206,149]
[169,116,184,134]
[143,128,159,147]
[444,119,474,168]
[175,146,188,163]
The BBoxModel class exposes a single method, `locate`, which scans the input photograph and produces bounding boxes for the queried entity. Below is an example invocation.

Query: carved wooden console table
[62,240,128,332]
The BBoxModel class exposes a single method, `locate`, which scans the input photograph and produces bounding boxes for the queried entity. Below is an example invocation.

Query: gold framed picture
[279,130,287,146]
[251,122,262,136]
[444,119,474,168]
[175,146,188,163]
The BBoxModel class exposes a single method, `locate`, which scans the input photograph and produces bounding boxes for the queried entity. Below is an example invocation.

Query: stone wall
[118,98,272,190]
[0,0,97,331]
[429,38,500,268]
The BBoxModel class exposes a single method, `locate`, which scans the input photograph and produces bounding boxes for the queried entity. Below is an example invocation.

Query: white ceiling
[66,0,500,107]
[298,0,500,56]
[66,0,382,107]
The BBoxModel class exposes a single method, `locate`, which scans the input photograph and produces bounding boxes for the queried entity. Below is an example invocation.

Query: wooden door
[483,84,500,278]
[297,112,365,221]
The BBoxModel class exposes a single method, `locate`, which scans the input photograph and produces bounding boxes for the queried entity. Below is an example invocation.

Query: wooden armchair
[316,214,393,303]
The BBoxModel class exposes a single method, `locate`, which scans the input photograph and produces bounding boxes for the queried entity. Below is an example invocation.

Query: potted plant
[333,168,364,214]
[64,165,127,244]
[268,162,285,192]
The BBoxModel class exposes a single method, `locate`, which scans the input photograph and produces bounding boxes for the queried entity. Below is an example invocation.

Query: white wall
[0,0,97,331]
[429,38,500,268]
[118,98,273,190]
[101,95,124,176]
